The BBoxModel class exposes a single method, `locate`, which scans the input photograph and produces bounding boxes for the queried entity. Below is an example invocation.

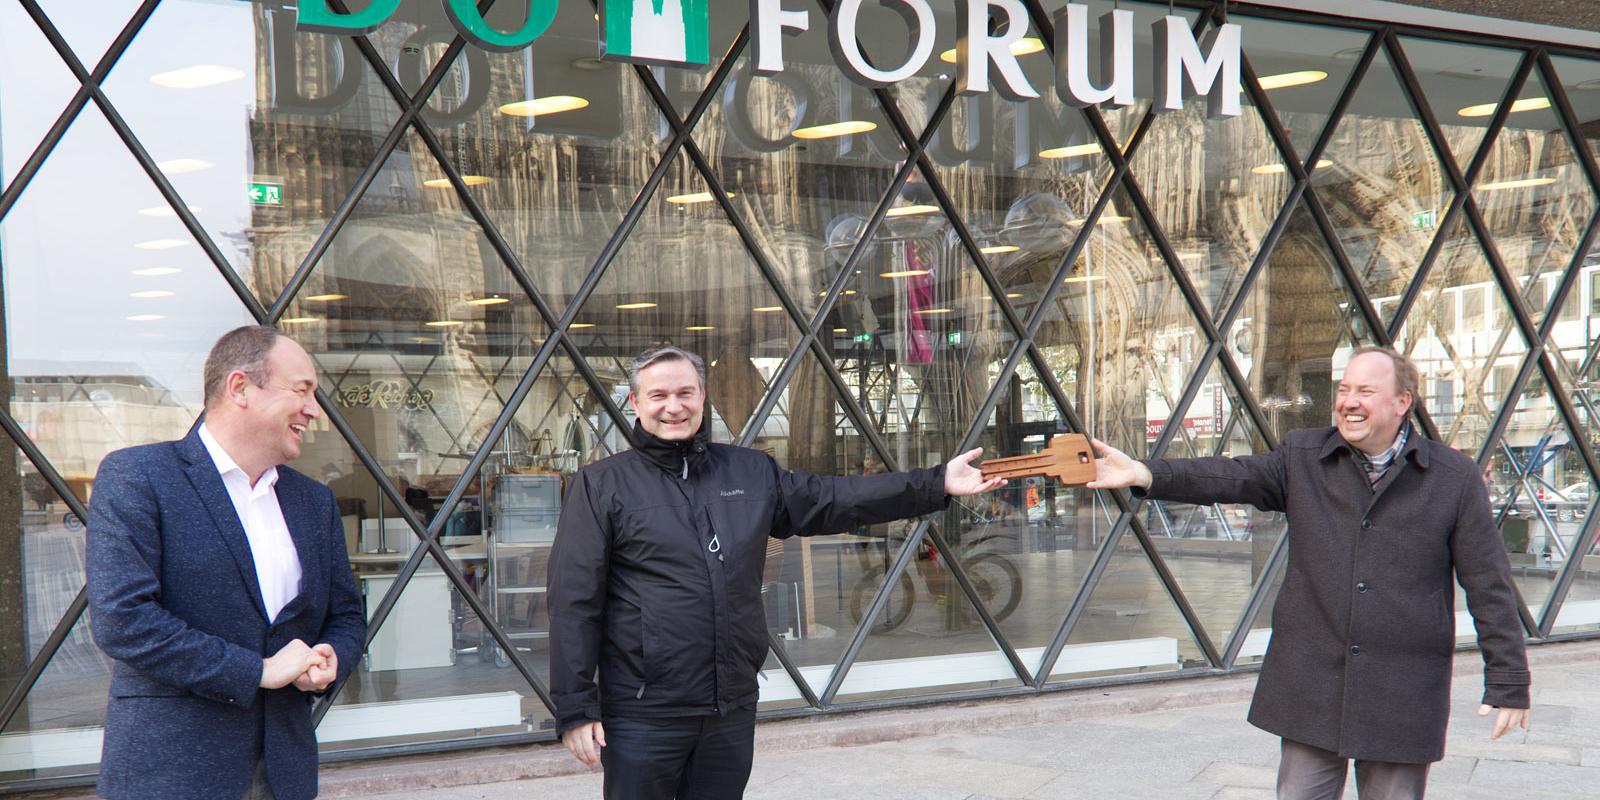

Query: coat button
[1350,645,1361,655]
[1357,581,1368,593]
[1361,519,1372,530]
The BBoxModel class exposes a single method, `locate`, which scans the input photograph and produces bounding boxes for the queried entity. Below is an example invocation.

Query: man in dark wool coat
[1090,346,1529,800]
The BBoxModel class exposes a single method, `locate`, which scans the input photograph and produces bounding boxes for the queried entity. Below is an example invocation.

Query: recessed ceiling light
[156,158,214,174]
[880,269,931,278]
[150,65,244,89]
[1478,177,1557,191]
[423,175,492,188]
[138,204,201,217]
[1458,97,1550,118]
[568,323,595,329]
[425,320,465,327]
[135,239,189,250]
[279,317,322,324]
[499,95,591,117]
[303,293,348,302]
[1039,143,1102,159]
[466,295,512,306]
[1251,159,1333,175]
[913,308,953,315]
[886,204,939,217]
[833,327,848,332]
[129,290,174,299]
[1099,214,1131,223]
[571,56,607,71]
[939,37,1045,64]
[1333,46,1365,60]
[1063,275,1108,283]
[131,267,182,277]
[685,325,716,331]
[1256,70,1328,90]
[752,305,784,312]
[1005,293,1024,299]
[817,289,860,297]
[126,314,164,321]
[981,244,1020,254]
[793,120,878,139]
[666,191,733,204]
[616,302,658,310]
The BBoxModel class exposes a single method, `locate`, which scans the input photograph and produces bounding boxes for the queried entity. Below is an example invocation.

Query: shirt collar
[198,423,279,490]
[1318,421,1430,470]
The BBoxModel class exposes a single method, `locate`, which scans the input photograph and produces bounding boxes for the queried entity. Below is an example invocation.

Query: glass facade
[1,0,1598,788]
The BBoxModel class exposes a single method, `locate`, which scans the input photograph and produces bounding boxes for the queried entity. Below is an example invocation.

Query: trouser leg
[677,706,757,800]
[601,716,701,800]
[1277,738,1351,800]
[1353,758,1430,800]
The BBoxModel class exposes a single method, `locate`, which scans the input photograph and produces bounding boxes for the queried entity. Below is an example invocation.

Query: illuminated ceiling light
[126,314,164,321]
[135,239,189,250]
[1251,159,1333,175]
[498,95,591,117]
[279,317,322,324]
[1039,142,1102,159]
[685,325,716,331]
[303,293,347,302]
[817,289,860,297]
[913,308,953,315]
[129,290,174,299]
[1457,96,1551,118]
[131,267,182,277]
[939,37,1045,64]
[981,244,1020,255]
[1099,214,1131,223]
[1478,177,1557,191]
[752,305,784,312]
[885,204,939,217]
[466,295,512,306]
[423,175,493,188]
[1255,70,1328,90]
[425,320,465,327]
[156,158,213,174]
[665,191,733,204]
[1063,275,1108,284]
[615,302,658,310]
[833,327,848,332]
[880,269,931,278]
[1005,293,1024,299]
[138,204,201,217]
[793,120,878,139]
[151,64,245,89]
[568,323,595,329]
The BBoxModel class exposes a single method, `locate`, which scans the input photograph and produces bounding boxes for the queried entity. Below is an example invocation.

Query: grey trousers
[1277,738,1430,800]
[241,760,275,800]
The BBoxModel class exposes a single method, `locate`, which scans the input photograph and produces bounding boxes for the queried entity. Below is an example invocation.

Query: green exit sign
[853,333,872,344]
[1411,208,1437,230]
[249,182,283,206]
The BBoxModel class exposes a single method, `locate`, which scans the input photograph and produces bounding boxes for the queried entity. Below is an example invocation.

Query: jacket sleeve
[1135,449,1288,513]
[317,490,367,684]
[546,469,610,732]
[1451,471,1531,708]
[770,461,950,539]
[86,450,265,708]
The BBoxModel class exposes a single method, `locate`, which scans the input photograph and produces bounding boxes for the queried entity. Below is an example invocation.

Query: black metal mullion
[1219,529,1289,668]
[921,523,1034,685]
[1531,347,1600,636]
[1540,53,1600,203]
[818,520,930,705]
[1032,514,1133,685]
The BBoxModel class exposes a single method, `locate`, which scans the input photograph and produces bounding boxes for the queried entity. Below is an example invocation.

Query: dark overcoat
[86,430,366,800]
[1139,426,1529,764]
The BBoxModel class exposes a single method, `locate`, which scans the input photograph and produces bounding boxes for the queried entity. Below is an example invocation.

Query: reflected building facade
[1,0,1599,790]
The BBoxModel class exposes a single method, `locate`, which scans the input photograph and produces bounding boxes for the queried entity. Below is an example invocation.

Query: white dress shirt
[198,423,302,622]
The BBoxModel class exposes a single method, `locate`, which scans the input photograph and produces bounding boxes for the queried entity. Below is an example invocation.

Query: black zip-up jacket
[547,420,949,731]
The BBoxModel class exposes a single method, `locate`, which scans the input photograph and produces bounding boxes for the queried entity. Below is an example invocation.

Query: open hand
[561,721,606,766]
[1085,438,1153,490]
[1478,704,1529,740]
[945,447,1006,496]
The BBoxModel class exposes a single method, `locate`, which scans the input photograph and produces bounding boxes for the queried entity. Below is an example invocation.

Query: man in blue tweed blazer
[87,326,365,800]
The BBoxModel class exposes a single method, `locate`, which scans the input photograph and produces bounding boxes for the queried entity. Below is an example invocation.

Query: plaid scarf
[1361,422,1410,487]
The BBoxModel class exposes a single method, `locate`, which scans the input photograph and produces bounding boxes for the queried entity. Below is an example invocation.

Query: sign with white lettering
[296,1,1242,118]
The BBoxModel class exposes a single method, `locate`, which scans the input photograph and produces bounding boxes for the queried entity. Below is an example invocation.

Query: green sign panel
[250,182,283,206]
[1411,208,1437,230]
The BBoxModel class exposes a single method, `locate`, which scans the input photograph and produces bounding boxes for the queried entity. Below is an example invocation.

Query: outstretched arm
[1085,439,1153,490]
[944,447,1007,496]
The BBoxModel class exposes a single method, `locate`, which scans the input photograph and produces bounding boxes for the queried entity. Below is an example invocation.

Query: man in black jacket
[548,345,1004,798]
[1090,347,1529,800]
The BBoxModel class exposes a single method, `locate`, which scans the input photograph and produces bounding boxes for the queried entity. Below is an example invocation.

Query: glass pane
[1313,46,1454,325]
[1538,356,1600,636]
[2,104,253,478]
[1232,551,1285,665]
[100,0,407,306]
[1399,37,1522,169]
[1470,68,1597,327]
[1235,15,1370,165]
[33,0,143,70]
[0,616,108,784]
[1050,532,1206,683]
[1391,226,1530,455]
[0,2,80,195]
[3,445,86,666]
[1550,55,1600,168]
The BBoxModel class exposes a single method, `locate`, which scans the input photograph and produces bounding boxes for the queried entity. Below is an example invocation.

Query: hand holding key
[980,434,1097,485]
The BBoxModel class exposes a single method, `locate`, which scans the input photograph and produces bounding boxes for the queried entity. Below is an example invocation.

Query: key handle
[980,433,1096,485]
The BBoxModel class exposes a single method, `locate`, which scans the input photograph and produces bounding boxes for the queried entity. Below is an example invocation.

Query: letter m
[599,0,710,67]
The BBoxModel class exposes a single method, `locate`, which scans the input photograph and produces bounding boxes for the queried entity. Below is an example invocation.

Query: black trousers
[600,707,757,800]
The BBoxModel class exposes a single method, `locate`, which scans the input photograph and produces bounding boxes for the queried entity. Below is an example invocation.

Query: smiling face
[630,357,705,441]
[240,337,322,467]
[1335,351,1412,456]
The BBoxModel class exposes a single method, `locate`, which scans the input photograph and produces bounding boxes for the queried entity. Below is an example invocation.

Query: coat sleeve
[1451,471,1531,708]
[769,461,950,539]
[317,490,366,684]
[85,450,264,708]
[1135,449,1288,513]
[546,469,610,732]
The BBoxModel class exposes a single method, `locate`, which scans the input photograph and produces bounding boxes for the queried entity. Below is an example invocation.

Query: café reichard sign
[299,0,1244,119]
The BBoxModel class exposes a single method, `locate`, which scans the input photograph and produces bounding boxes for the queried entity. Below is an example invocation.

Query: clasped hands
[260,639,339,692]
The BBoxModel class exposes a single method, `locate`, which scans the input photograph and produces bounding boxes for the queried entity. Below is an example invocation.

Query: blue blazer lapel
[178,431,270,622]
[275,475,322,618]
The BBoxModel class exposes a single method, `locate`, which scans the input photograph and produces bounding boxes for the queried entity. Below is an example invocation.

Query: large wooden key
[981,433,1097,485]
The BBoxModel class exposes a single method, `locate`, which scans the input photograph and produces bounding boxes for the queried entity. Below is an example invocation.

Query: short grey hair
[629,345,706,396]
[203,325,285,407]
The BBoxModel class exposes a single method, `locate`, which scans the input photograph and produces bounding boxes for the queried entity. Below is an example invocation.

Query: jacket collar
[1317,422,1430,470]
[631,417,710,478]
